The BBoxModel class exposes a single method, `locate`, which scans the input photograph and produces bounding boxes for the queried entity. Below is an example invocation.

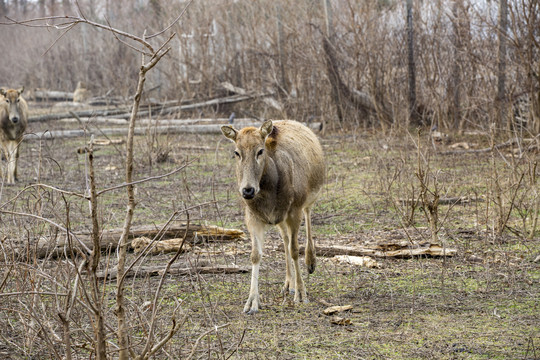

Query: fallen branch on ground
[22,223,245,259]
[28,92,274,123]
[439,138,519,155]
[278,240,457,258]
[221,82,283,111]
[24,122,322,140]
[33,89,73,102]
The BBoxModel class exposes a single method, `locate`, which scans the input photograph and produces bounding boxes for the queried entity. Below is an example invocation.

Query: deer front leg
[244,214,265,314]
[5,141,18,184]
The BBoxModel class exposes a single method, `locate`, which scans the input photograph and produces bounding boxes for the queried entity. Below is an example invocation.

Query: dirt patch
[0,113,538,359]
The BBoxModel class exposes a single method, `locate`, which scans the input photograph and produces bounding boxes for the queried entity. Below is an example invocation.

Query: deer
[0,87,28,184]
[221,120,325,314]
[73,81,91,103]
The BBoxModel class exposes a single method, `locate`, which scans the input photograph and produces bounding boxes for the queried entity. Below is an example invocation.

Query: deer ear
[260,120,273,139]
[0,88,6,97]
[17,86,24,95]
[221,125,238,142]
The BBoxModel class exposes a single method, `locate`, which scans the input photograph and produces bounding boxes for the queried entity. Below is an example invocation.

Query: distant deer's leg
[278,222,294,295]
[14,142,20,181]
[244,212,265,314]
[303,206,316,274]
[6,141,17,184]
[287,210,308,303]
[0,146,4,179]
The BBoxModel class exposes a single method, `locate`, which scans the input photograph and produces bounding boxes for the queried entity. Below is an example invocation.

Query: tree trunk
[406,0,418,126]
[0,0,7,16]
[496,0,508,130]
[87,142,108,359]
[276,5,288,94]
[116,62,146,360]
[450,0,463,131]
[62,0,70,13]
[323,0,334,38]
[38,0,45,17]
[116,44,173,359]
[323,0,345,123]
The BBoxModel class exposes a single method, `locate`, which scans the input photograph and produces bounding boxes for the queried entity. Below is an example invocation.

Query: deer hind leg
[286,210,308,304]
[278,222,294,295]
[14,141,20,181]
[0,144,4,180]
[303,206,316,274]
[244,213,265,314]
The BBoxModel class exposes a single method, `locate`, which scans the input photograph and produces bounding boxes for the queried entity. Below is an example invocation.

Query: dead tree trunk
[27,223,245,259]
[276,5,288,95]
[450,0,463,131]
[496,0,508,130]
[322,37,391,126]
[406,0,419,126]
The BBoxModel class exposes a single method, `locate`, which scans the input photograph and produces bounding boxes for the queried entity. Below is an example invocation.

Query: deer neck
[245,156,287,225]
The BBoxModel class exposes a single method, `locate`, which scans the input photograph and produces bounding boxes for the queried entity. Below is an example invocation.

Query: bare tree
[496,0,509,130]
[0,0,7,17]
[406,0,418,125]
[450,0,463,131]
[1,3,190,358]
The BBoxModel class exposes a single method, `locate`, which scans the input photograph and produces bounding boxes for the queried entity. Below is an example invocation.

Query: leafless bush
[0,3,231,358]
[1,0,538,134]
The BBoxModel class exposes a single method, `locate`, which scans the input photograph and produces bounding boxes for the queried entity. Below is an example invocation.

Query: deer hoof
[306,256,317,274]
[243,295,260,314]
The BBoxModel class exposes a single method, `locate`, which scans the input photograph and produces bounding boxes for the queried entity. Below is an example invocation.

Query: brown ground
[0,104,538,359]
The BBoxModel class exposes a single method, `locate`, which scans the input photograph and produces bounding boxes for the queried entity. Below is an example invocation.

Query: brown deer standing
[73,81,91,103]
[221,120,325,314]
[0,87,28,184]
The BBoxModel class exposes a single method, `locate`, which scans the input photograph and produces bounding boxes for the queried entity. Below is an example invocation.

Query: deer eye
[233,150,240,158]
[257,149,264,157]
[4,99,9,104]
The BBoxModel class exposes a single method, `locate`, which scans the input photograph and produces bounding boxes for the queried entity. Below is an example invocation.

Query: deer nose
[242,187,255,199]
[11,117,19,123]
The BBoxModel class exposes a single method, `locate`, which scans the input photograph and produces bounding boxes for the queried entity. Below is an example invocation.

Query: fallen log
[221,82,283,111]
[30,223,246,259]
[33,89,73,102]
[96,264,249,280]
[131,236,193,255]
[278,241,457,259]
[28,102,182,122]
[331,255,381,268]
[155,92,276,115]
[58,117,263,126]
[323,305,353,315]
[28,108,132,122]
[439,138,519,155]
[24,122,322,141]
[28,92,274,122]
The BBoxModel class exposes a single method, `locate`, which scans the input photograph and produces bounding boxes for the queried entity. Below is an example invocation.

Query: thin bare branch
[2,15,155,54]
[147,0,194,39]
[0,210,91,254]
[97,159,193,196]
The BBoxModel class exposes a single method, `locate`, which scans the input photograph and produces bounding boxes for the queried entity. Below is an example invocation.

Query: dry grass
[0,112,538,359]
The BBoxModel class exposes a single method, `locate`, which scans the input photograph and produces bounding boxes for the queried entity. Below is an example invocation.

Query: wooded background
[0,0,539,133]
